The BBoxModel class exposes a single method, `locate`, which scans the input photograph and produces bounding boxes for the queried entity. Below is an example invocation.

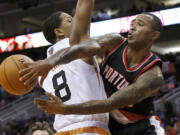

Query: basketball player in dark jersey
[20,13,164,134]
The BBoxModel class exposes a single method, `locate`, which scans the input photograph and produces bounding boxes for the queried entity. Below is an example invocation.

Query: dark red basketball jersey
[101,37,162,116]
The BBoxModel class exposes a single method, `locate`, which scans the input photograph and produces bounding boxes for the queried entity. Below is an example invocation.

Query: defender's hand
[19,59,52,87]
[34,92,66,115]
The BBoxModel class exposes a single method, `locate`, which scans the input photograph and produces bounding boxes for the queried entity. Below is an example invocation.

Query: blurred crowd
[0,103,180,135]
[0,115,54,135]
[157,97,180,135]
[91,3,180,22]
[0,86,19,108]
[156,54,180,135]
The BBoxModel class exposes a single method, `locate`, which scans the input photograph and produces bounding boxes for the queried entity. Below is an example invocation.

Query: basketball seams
[12,56,20,70]
[12,55,28,92]
[3,60,19,95]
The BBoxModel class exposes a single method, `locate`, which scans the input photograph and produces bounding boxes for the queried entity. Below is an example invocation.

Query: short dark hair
[43,11,63,44]
[32,122,54,135]
[143,12,163,33]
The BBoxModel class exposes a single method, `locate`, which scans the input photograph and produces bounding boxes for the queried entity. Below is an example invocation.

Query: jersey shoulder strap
[46,38,70,58]
[133,53,162,82]
[107,37,127,57]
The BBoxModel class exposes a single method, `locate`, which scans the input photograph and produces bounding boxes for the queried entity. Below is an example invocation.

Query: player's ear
[54,28,64,39]
[152,31,160,41]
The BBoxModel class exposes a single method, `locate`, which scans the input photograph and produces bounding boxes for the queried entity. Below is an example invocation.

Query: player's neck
[56,37,66,43]
[126,45,150,68]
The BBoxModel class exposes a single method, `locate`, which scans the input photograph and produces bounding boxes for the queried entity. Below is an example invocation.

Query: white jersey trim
[57,120,110,133]
[149,116,165,135]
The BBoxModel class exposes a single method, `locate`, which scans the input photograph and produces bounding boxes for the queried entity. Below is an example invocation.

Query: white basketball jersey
[42,38,109,132]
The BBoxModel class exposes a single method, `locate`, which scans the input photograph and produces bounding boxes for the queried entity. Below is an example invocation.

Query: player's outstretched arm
[34,65,163,115]
[47,33,123,67]
[70,0,94,45]
[19,33,123,86]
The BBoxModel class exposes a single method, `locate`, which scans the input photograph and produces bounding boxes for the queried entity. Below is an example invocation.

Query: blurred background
[0,0,180,135]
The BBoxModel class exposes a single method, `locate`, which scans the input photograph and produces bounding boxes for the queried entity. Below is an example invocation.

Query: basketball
[0,55,34,95]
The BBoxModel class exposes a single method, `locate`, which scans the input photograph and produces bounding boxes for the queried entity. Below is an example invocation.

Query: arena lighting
[0,7,180,53]
[90,7,180,37]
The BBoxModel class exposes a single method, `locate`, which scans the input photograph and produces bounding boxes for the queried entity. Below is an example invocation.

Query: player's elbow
[141,75,164,100]
[152,75,163,94]
[75,40,101,58]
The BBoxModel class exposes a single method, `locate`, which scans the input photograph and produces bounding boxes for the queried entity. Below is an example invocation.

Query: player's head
[32,122,54,135]
[33,130,49,135]
[43,12,72,44]
[128,13,162,49]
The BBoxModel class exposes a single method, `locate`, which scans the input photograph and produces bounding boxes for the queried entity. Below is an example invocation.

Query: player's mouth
[128,32,133,39]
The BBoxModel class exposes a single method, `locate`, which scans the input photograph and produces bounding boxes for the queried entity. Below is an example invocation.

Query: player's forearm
[65,99,113,114]
[64,67,163,115]
[64,86,158,115]
[76,0,94,16]
[47,39,102,67]
[63,85,143,114]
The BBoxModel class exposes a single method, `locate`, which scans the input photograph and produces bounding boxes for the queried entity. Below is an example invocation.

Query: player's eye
[68,18,72,22]
[138,22,144,26]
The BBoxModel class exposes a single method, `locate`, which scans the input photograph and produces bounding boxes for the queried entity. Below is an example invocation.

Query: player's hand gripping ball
[0,55,35,95]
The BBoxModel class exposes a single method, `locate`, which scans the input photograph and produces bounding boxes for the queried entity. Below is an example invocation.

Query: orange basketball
[0,55,34,95]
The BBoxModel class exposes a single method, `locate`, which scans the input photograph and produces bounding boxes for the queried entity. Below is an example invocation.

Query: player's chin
[127,39,136,45]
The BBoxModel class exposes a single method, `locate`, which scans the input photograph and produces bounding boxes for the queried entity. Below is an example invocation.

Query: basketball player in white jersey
[20,0,110,134]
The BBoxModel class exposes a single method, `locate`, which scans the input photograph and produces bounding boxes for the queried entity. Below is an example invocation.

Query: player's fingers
[45,92,60,102]
[23,62,33,68]
[34,98,49,106]
[19,69,34,81]
[40,74,48,87]
[46,111,53,115]
[37,105,47,110]
[19,68,32,76]
[24,72,38,86]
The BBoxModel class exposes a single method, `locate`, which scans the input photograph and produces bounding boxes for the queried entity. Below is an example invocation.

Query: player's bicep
[136,65,163,98]
[96,33,124,53]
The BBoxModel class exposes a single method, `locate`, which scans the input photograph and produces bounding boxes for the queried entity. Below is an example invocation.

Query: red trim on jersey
[123,46,153,72]
[154,116,165,135]
[119,110,151,121]
[155,116,162,126]
[133,59,162,82]
[107,38,126,57]
[101,38,126,65]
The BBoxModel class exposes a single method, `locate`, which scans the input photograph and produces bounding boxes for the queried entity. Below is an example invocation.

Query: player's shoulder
[47,38,70,57]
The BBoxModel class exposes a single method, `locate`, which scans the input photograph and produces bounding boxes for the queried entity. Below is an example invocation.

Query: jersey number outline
[52,70,71,102]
